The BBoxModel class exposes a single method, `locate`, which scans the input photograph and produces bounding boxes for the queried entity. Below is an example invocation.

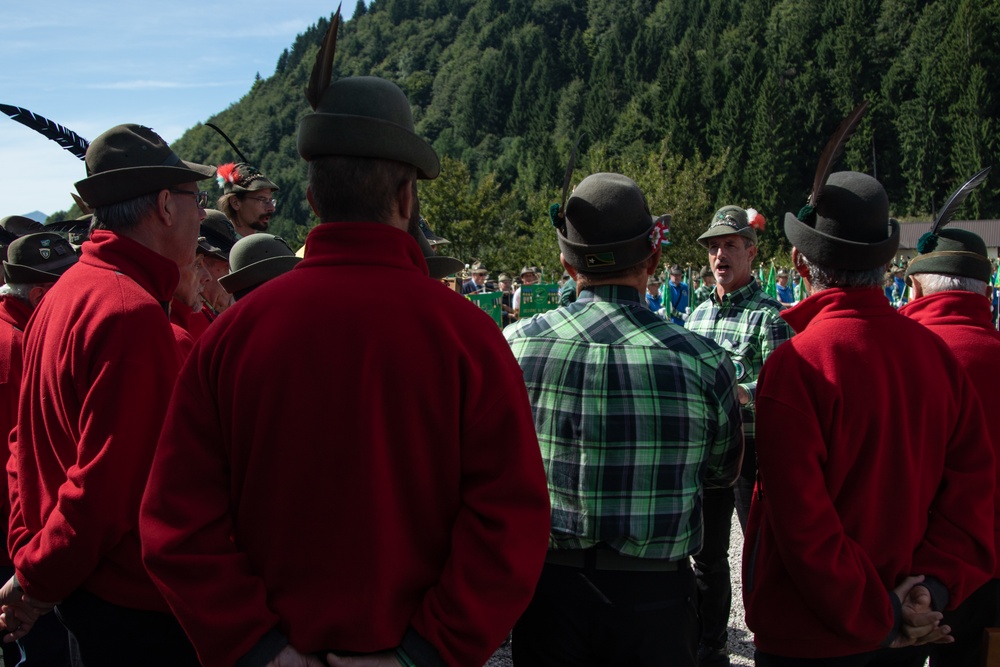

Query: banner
[467,291,503,327]
[519,284,561,318]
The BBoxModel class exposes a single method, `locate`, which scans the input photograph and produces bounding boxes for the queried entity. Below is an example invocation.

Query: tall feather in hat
[796,100,869,223]
[916,166,992,253]
[306,4,342,111]
[0,104,89,160]
[549,133,585,229]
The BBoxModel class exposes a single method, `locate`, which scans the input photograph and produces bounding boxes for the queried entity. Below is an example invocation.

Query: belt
[545,547,685,572]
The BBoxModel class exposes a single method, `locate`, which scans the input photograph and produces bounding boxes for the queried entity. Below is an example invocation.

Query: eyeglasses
[170,190,209,208]
[246,196,277,207]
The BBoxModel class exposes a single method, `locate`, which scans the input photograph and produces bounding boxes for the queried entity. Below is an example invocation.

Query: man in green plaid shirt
[506,173,743,667]
[686,205,793,667]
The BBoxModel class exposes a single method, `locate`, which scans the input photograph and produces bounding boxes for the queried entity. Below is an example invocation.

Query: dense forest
[72,0,1000,274]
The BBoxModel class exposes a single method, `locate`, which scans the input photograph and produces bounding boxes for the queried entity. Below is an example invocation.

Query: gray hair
[0,283,33,304]
[912,272,988,296]
[797,252,884,291]
[91,192,160,233]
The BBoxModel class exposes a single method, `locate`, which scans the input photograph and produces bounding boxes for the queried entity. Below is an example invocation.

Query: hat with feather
[904,167,992,286]
[75,124,216,208]
[216,162,279,195]
[296,6,439,179]
[783,102,900,271]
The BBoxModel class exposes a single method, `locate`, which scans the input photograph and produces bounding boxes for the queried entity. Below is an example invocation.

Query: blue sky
[1,1,348,218]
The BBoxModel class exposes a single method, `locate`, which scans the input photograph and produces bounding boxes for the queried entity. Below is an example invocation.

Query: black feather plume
[205,123,250,164]
[809,100,869,208]
[306,4,342,111]
[0,104,89,160]
[551,133,585,228]
[930,166,991,235]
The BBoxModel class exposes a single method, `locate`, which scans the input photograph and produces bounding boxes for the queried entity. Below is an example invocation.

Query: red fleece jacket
[900,290,1000,577]
[141,222,551,667]
[8,230,181,610]
[744,287,995,658]
[0,297,32,568]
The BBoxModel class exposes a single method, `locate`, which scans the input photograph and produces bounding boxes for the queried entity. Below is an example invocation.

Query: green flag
[765,262,777,299]
[795,273,808,301]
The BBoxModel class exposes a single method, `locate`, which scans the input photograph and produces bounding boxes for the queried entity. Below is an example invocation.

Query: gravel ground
[486,519,754,666]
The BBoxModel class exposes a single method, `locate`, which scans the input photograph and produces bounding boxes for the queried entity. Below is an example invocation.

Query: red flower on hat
[649,216,671,249]
[216,162,241,188]
[747,208,766,231]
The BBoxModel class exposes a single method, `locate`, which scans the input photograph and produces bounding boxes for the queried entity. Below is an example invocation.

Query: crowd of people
[0,16,996,667]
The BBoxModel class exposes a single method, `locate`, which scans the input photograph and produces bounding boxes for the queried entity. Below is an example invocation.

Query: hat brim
[426,256,465,279]
[697,225,757,247]
[76,161,217,208]
[3,257,77,284]
[219,255,301,294]
[224,177,281,194]
[784,212,900,271]
[297,114,440,180]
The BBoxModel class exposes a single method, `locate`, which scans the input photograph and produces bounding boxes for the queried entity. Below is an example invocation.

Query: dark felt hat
[520,265,540,277]
[777,268,789,277]
[784,171,900,271]
[698,206,758,246]
[218,234,301,294]
[557,173,663,273]
[297,76,440,179]
[216,162,279,195]
[668,264,683,275]
[699,265,713,279]
[411,224,463,279]
[75,124,216,208]
[200,209,238,260]
[647,275,661,286]
[0,215,45,238]
[3,232,78,283]
[196,236,223,259]
[418,216,449,245]
[904,228,992,285]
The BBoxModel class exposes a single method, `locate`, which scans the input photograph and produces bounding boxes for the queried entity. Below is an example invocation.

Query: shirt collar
[0,296,33,331]
[577,284,644,306]
[299,222,428,276]
[709,279,760,307]
[899,290,994,330]
[80,230,179,303]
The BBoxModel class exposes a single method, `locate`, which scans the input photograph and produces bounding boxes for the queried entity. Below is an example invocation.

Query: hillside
[166,0,1000,273]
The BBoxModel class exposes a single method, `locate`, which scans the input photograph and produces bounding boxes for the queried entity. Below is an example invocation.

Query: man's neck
[716,276,752,300]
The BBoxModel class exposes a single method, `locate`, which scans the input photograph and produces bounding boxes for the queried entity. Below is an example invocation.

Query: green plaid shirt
[505,285,743,559]
[686,280,793,449]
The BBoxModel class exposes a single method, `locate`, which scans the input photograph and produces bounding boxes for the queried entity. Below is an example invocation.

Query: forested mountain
[165,0,998,274]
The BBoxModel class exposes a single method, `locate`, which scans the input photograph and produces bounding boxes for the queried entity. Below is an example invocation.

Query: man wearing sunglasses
[215,162,279,238]
[0,124,212,665]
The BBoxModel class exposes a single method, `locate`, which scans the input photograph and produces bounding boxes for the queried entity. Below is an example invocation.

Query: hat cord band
[906,250,992,270]
[161,152,182,167]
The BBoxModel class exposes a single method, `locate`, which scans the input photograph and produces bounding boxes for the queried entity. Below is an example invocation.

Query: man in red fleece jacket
[899,225,1000,667]
[140,35,551,667]
[0,124,214,665]
[744,171,995,666]
[0,232,77,666]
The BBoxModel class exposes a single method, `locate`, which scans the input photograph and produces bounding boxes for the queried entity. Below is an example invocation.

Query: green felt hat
[218,234,300,294]
[557,173,663,273]
[904,228,992,286]
[200,209,238,260]
[216,162,279,195]
[698,206,758,246]
[75,124,216,208]
[0,215,45,238]
[298,76,440,179]
[3,232,78,283]
[411,224,463,279]
[784,171,900,271]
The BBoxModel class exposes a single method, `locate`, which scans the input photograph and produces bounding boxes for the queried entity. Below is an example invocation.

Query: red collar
[781,287,895,334]
[80,230,179,303]
[298,222,428,277]
[0,296,33,331]
[899,290,994,331]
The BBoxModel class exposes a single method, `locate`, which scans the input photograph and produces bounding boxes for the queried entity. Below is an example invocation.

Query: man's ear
[395,180,416,227]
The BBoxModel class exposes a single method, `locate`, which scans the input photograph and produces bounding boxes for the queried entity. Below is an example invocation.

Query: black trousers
[693,479,753,652]
[928,577,1000,667]
[54,589,199,667]
[755,647,927,667]
[512,559,697,667]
